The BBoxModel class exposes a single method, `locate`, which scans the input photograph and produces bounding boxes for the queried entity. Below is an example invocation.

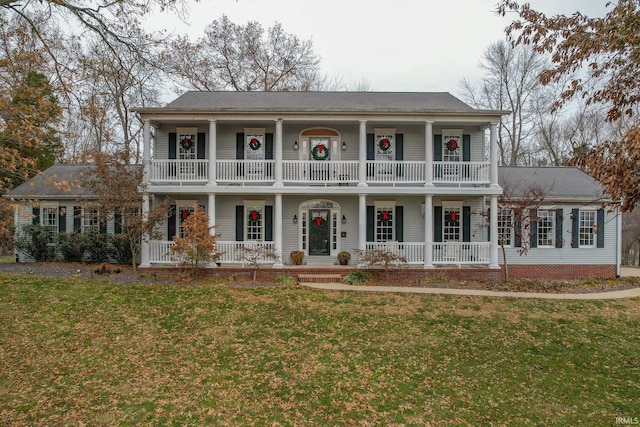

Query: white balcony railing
[217,160,275,183]
[283,160,359,184]
[365,242,424,264]
[432,242,491,265]
[149,159,209,182]
[366,161,425,183]
[148,240,276,265]
[433,161,490,184]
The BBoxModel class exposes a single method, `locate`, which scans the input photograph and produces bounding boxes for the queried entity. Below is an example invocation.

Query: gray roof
[7,164,97,199]
[498,167,607,202]
[139,91,506,115]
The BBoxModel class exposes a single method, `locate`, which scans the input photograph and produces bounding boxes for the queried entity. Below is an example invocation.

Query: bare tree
[356,248,407,283]
[461,41,548,166]
[162,15,322,92]
[238,245,281,283]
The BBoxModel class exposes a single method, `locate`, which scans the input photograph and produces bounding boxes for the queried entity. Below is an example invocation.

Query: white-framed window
[375,202,395,242]
[374,128,395,162]
[41,204,58,245]
[498,208,513,247]
[175,200,197,239]
[442,129,462,162]
[176,127,197,160]
[443,206,461,242]
[245,200,265,242]
[579,210,596,248]
[83,208,99,233]
[537,210,555,248]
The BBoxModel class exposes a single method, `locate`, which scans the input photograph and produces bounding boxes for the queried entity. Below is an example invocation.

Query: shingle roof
[498,167,608,202]
[7,164,97,199]
[141,91,505,115]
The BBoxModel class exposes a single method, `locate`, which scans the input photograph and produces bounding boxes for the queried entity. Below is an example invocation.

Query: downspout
[616,203,622,278]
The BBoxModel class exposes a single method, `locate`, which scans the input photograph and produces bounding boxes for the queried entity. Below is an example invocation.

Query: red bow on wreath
[448,212,457,222]
[379,211,390,222]
[379,138,391,151]
[317,144,324,153]
[249,138,261,151]
[182,210,190,220]
[181,137,191,150]
[249,210,260,221]
[447,139,458,151]
[315,217,324,227]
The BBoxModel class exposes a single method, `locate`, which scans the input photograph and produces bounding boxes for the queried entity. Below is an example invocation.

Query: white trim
[176,127,198,135]
[374,201,396,208]
[243,127,266,135]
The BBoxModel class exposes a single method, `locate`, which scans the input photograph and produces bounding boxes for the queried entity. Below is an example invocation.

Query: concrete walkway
[301,282,640,300]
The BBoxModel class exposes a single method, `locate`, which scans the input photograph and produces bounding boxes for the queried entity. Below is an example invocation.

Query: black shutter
[433,135,442,161]
[169,133,177,160]
[395,134,404,177]
[168,205,176,240]
[462,134,471,162]
[114,208,122,235]
[236,205,244,242]
[530,209,538,248]
[395,206,403,242]
[197,132,205,159]
[236,133,245,177]
[571,208,579,248]
[99,220,107,235]
[597,209,605,248]
[265,133,274,160]
[514,212,522,248]
[555,208,563,248]
[366,206,374,242]
[32,207,40,225]
[58,207,66,233]
[434,206,443,242]
[73,206,82,232]
[366,134,374,177]
[265,206,273,241]
[462,206,471,242]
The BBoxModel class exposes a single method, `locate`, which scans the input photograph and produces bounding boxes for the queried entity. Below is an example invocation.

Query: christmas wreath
[311,143,329,161]
[378,210,391,223]
[311,216,329,234]
[248,210,261,223]
[446,211,458,223]
[378,138,391,152]
[446,138,458,152]
[181,209,191,221]
[180,136,193,151]
[248,137,261,151]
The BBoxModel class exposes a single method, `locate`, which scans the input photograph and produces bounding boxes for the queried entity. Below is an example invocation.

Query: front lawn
[0,274,638,425]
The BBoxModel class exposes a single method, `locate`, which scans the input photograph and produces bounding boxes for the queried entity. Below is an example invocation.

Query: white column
[358,194,366,253]
[358,120,368,187]
[143,120,151,183]
[490,122,498,187]
[207,193,216,231]
[425,121,434,188]
[424,194,434,268]
[208,119,217,186]
[140,193,150,268]
[490,195,499,269]
[274,119,284,187]
[274,193,283,268]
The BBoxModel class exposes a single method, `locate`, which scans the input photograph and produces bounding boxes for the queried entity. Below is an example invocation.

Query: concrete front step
[298,273,343,284]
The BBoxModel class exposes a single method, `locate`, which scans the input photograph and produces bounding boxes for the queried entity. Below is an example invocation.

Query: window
[498,208,513,246]
[442,129,462,163]
[376,206,394,242]
[537,210,555,248]
[443,206,461,242]
[83,209,99,233]
[178,206,194,238]
[42,206,58,244]
[244,200,265,241]
[176,127,197,177]
[579,210,596,248]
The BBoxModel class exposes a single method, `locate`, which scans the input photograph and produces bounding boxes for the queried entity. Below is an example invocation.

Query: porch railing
[364,242,425,264]
[365,161,425,183]
[149,240,176,264]
[149,159,208,182]
[432,242,491,265]
[433,161,490,184]
[217,160,275,183]
[283,160,359,184]
[216,241,276,264]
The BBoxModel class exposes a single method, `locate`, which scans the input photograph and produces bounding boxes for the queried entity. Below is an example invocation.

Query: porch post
[358,120,367,187]
[208,119,217,186]
[143,119,151,183]
[274,119,284,187]
[425,121,434,188]
[274,193,283,268]
[490,195,499,269]
[207,193,216,231]
[424,194,434,268]
[358,194,366,255]
[140,193,150,268]
[490,122,498,187]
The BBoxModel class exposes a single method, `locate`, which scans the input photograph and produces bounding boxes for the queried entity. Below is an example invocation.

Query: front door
[309,209,330,256]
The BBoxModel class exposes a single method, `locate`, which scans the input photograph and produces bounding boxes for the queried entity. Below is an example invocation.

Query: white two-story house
[135,91,506,270]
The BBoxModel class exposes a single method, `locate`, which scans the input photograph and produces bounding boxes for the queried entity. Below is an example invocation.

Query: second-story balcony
[148,159,491,186]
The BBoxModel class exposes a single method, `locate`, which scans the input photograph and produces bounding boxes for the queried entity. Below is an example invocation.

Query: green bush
[343,270,369,285]
[14,224,55,261]
[84,231,116,263]
[58,232,88,262]
[273,275,296,285]
[110,235,133,265]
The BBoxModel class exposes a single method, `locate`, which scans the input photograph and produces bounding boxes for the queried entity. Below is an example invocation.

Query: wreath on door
[180,136,193,150]
[378,210,391,223]
[248,210,261,223]
[248,137,261,151]
[446,138,458,152]
[378,138,392,152]
[311,216,329,234]
[311,143,329,161]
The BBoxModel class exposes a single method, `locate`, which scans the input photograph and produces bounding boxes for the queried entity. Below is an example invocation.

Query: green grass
[0,255,13,263]
[1,274,639,425]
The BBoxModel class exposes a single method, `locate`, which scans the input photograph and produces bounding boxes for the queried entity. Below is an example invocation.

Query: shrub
[58,232,88,262]
[110,234,134,265]
[84,231,116,263]
[14,224,55,261]
[273,275,296,285]
[343,270,369,285]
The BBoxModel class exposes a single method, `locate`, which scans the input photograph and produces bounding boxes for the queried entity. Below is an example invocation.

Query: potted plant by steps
[338,251,351,265]
[290,250,304,265]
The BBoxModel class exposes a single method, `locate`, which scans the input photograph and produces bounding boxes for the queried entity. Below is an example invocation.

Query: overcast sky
[146,0,609,97]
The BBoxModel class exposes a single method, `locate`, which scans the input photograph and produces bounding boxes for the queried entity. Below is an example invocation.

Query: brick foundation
[506,264,617,280]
